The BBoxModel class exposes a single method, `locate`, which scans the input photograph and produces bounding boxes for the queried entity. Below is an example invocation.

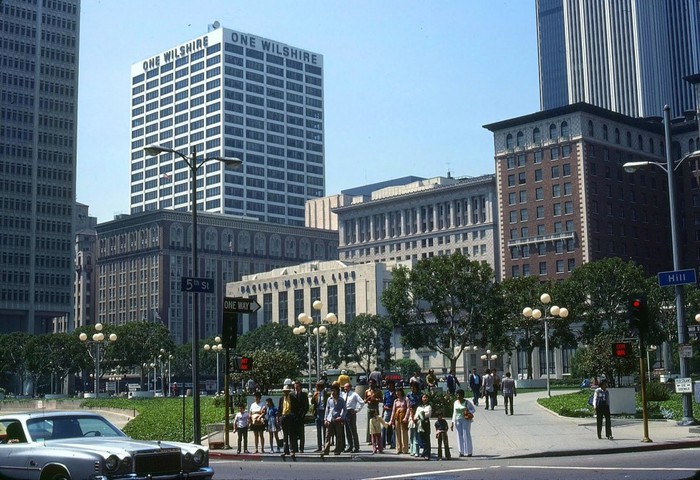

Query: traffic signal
[628,294,649,339]
[239,356,252,371]
[612,342,633,358]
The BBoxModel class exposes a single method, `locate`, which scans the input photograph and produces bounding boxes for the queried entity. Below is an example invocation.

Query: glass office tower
[537,0,700,118]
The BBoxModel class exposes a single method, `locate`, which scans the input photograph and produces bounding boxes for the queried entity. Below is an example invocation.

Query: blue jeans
[315,414,325,449]
[381,409,394,448]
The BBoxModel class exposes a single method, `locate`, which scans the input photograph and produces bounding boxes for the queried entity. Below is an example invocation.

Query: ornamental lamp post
[480,349,498,370]
[204,336,223,394]
[293,300,338,391]
[145,144,241,444]
[523,293,569,397]
[79,323,117,398]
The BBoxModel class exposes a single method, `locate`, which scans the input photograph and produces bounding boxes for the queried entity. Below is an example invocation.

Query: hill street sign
[657,269,697,287]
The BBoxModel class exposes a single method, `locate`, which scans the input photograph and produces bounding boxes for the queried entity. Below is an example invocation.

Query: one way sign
[222,297,261,348]
[223,297,261,314]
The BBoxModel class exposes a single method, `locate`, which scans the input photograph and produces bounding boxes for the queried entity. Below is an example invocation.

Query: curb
[210,439,700,462]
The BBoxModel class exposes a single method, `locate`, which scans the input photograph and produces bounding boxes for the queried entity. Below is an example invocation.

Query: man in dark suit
[278,383,299,458]
[468,368,482,406]
[293,380,310,452]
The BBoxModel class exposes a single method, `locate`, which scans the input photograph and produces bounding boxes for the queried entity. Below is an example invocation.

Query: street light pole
[145,144,241,444]
[293,300,338,390]
[622,108,700,425]
[79,323,117,398]
[523,293,568,397]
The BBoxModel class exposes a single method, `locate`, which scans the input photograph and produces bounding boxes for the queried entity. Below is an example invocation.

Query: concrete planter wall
[515,379,546,389]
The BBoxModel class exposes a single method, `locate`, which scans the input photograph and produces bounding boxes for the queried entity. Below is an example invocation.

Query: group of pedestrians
[231,368,525,460]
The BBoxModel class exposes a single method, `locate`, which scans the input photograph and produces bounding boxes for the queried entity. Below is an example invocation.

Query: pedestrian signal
[612,342,633,358]
[239,356,252,371]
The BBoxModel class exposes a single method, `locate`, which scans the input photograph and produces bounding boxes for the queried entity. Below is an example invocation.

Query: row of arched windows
[506,121,570,149]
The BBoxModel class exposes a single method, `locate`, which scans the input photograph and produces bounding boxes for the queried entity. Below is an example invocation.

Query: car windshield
[26,415,126,441]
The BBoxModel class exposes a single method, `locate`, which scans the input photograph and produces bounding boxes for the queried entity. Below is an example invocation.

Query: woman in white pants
[450,389,475,457]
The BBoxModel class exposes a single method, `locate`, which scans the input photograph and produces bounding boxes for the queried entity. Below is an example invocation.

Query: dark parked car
[0,411,213,480]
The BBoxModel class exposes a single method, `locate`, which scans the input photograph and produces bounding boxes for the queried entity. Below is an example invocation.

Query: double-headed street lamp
[80,323,117,398]
[204,337,223,394]
[145,144,241,444]
[523,293,569,397]
[622,106,700,425]
[293,300,338,390]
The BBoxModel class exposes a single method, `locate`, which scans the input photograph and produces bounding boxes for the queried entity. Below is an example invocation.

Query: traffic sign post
[657,269,697,287]
[221,296,261,448]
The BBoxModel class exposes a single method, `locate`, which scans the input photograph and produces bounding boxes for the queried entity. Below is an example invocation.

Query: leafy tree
[570,332,638,386]
[325,314,394,373]
[381,252,506,373]
[391,358,421,381]
[110,321,175,389]
[558,258,655,345]
[25,334,87,395]
[0,332,31,394]
[500,276,555,379]
[235,322,306,359]
[229,349,299,393]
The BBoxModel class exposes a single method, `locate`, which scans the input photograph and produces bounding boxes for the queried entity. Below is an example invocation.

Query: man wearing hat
[311,380,328,452]
[278,382,299,458]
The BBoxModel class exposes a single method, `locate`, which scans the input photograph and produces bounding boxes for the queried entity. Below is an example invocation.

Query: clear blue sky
[77,0,539,223]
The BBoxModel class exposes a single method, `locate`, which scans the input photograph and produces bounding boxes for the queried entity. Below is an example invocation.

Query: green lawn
[82,397,226,442]
[537,389,691,421]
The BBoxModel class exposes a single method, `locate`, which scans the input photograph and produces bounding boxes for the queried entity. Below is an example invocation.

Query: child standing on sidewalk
[233,404,250,454]
[434,411,451,460]
[368,409,388,453]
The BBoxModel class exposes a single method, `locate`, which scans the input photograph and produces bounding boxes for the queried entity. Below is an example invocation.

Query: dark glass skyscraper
[0,0,80,334]
[537,0,700,118]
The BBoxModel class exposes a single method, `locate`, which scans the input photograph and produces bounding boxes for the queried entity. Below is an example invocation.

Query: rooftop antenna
[208,20,221,32]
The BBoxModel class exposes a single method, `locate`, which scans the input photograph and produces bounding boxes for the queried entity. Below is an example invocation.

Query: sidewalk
[207,390,700,461]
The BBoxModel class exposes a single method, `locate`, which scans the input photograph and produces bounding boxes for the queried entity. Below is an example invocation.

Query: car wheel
[49,472,70,480]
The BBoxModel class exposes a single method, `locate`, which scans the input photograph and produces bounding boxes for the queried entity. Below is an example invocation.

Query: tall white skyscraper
[130,25,325,226]
[0,0,80,334]
[536,0,700,118]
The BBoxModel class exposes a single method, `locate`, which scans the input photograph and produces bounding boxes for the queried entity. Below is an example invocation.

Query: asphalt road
[210,448,700,480]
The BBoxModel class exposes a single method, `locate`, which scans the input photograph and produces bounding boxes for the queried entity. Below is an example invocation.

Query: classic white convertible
[0,411,214,480]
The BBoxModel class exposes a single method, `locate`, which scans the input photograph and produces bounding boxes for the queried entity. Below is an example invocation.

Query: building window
[539,262,547,276]
[535,187,544,200]
[294,289,304,322]
[533,128,541,144]
[344,283,356,322]
[278,291,288,326]
[263,293,272,324]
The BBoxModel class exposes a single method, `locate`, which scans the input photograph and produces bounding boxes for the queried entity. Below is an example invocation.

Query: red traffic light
[631,299,642,309]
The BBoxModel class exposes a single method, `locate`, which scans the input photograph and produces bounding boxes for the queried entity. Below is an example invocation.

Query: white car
[0,411,214,480]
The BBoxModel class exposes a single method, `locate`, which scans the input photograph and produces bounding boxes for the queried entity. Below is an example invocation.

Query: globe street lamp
[622,108,700,424]
[204,337,223,394]
[523,293,569,397]
[293,300,338,390]
[145,144,241,444]
[79,323,117,398]
[480,349,498,370]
